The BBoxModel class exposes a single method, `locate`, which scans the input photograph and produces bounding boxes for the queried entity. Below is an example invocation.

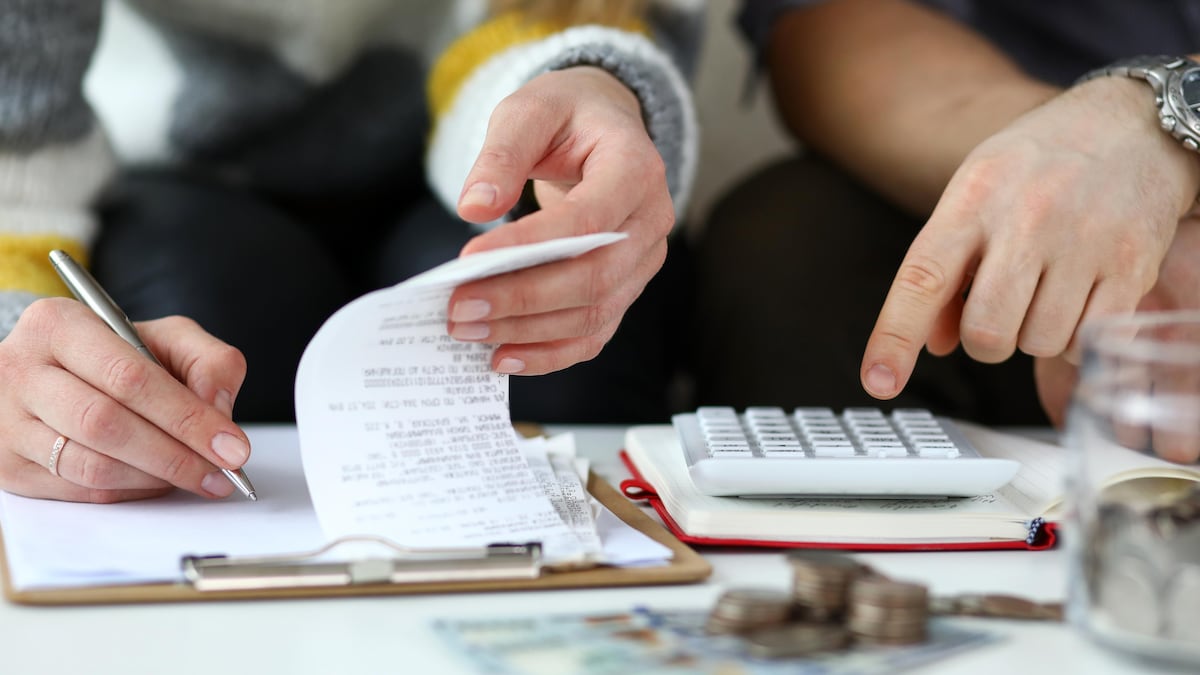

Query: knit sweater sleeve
[425,6,700,230]
[0,0,117,338]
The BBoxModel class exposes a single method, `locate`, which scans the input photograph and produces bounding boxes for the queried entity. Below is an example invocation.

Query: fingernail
[201,471,235,498]
[450,322,490,341]
[212,432,249,466]
[215,389,235,418]
[496,357,525,374]
[864,364,897,397]
[451,299,491,322]
[460,182,497,209]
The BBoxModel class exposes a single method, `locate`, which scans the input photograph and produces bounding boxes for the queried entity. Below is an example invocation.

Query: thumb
[458,101,558,224]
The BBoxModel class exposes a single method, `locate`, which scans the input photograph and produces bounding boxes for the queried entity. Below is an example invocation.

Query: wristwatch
[1077,55,1200,152]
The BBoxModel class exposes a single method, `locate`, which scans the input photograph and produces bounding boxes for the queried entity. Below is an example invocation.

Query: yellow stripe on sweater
[427,11,646,122]
[0,235,88,297]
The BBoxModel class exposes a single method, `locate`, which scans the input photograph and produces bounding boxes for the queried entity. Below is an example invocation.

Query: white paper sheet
[0,426,323,590]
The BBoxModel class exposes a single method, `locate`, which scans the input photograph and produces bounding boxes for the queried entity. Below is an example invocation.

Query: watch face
[1182,68,1200,111]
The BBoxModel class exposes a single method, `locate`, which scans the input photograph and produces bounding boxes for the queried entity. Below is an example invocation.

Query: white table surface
[1,425,1193,675]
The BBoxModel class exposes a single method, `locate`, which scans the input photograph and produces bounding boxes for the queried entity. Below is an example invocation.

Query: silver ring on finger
[48,435,68,477]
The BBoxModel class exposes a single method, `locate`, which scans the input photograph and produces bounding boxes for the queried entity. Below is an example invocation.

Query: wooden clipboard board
[0,472,712,606]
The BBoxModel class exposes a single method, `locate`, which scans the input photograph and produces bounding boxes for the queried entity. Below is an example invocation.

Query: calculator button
[812,443,857,458]
[793,407,835,418]
[864,443,909,457]
[915,443,961,458]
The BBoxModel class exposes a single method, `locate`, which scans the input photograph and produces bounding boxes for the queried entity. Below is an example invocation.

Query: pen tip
[248,492,258,502]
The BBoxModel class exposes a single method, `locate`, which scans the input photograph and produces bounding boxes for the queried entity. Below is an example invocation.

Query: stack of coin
[787,550,866,621]
[705,588,794,635]
[846,576,930,645]
[743,622,852,659]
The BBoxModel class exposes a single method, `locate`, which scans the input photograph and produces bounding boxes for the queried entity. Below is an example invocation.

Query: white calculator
[672,406,1020,498]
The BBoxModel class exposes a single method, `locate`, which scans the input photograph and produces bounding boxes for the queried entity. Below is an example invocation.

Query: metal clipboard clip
[180,536,543,592]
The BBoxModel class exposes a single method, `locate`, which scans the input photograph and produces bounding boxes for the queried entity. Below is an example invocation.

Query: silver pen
[48,250,258,501]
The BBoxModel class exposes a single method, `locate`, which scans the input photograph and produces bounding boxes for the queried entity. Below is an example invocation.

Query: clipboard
[0,472,712,606]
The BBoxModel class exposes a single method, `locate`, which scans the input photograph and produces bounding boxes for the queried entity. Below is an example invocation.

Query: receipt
[294,233,625,564]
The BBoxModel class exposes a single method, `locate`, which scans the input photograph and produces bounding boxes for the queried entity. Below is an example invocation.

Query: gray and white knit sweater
[0,0,702,337]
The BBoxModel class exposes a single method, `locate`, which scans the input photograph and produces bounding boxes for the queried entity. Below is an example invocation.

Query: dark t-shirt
[739,0,1200,86]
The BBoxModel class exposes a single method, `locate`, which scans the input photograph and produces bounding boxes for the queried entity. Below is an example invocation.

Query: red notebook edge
[617,450,1058,552]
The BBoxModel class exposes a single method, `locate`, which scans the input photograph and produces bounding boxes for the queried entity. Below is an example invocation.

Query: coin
[787,550,865,621]
[706,588,794,634]
[930,593,1063,621]
[1164,563,1200,642]
[846,577,929,645]
[743,622,851,659]
[1095,552,1162,637]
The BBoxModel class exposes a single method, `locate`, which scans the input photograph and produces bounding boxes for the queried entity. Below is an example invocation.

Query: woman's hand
[445,65,675,375]
[0,299,250,502]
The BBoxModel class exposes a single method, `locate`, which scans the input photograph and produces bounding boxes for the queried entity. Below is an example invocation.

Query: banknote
[432,607,996,675]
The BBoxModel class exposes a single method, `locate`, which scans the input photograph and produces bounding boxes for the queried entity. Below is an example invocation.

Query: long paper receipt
[295,232,627,565]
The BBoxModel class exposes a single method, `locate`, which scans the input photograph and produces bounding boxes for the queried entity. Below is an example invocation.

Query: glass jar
[1066,311,1200,665]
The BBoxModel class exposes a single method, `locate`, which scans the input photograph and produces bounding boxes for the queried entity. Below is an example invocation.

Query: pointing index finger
[862,220,978,399]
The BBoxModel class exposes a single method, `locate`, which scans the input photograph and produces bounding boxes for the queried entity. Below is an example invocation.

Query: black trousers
[91,170,691,424]
[691,154,1049,426]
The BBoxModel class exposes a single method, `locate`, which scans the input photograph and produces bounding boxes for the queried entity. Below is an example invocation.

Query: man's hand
[0,299,250,502]
[861,76,1200,401]
[1035,212,1200,434]
[445,66,675,376]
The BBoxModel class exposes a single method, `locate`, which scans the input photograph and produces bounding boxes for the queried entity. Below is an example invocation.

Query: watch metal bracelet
[1077,55,1200,152]
[1076,55,1188,94]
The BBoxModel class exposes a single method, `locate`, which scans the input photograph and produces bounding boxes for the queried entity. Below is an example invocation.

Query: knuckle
[564,202,608,236]
[161,314,198,331]
[17,297,72,340]
[1014,188,1067,233]
[960,323,1014,362]
[892,258,950,302]
[504,283,541,317]
[170,403,209,443]
[578,305,607,338]
[102,354,153,401]
[637,148,668,184]
[1108,233,1159,289]
[494,88,537,118]
[77,452,119,489]
[581,298,622,338]
[157,447,198,486]
[656,208,676,238]
[473,146,523,175]
[75,396,126,447]
[541,337,606,374]
[576,334,609,364]
[15,298,52,333]
[585,264,619,305]
[214,343,248,375]
[1018,333,1066,359]
[952,156,1007,208]
[873,328,926,359]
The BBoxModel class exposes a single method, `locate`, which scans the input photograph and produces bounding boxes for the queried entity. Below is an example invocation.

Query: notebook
[620,422,1200,551]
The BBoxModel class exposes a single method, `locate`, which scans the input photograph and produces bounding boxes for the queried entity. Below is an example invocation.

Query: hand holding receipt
[47,250,257,501]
